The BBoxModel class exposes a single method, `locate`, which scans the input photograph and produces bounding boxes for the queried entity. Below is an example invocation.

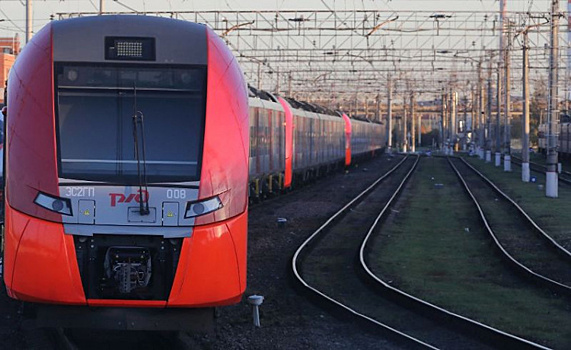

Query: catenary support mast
[26,0,32,43]
[546,0,560,197]
[522,30,531,182]
[387,75,393,153]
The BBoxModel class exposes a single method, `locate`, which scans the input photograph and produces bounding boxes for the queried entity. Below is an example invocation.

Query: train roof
[248,86,338,116]
[248,85,278,102]
[51,15,207,65]
[282,97,339,117]
[249,87,383,123]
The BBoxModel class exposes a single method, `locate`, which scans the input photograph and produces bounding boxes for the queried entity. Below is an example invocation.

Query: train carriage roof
[248,85,278,102]
[249,86,384,124]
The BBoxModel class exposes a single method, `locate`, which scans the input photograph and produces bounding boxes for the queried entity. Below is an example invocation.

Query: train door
[278,111,284,171]
[300,115,306,168]
[268,109,273,172]
[342,113,352,166]
[250,106,259,176]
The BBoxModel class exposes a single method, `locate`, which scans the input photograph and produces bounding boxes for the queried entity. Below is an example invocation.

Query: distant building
[0,34,20,105]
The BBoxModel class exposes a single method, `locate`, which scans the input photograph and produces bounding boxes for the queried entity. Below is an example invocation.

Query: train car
[288,99,347,183]
[248,90,287,198]
[350,116,385,160]
[3,15,249,330]
[247,87,385,200]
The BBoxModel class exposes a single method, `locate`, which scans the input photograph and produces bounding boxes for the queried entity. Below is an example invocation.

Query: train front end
[4,16,249,315]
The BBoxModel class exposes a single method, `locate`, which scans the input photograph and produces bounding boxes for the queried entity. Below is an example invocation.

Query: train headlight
[34,192,73,216]
[66,69,78,82]
[184,196,223,218]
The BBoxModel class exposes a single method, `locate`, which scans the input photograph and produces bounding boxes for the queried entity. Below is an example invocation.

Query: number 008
[166,189,186,199]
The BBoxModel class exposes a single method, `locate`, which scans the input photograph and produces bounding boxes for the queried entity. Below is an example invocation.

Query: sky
[0,0,559,43]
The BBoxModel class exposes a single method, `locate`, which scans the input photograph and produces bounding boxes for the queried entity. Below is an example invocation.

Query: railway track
[448,156,571,296]
[511,156,571,185]
[291,155,546,349]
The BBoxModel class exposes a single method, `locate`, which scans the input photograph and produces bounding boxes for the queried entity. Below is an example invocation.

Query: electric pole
[258,63,264,90]
[26,0,32,44]
[496,0,506,167]
[418,102,422,150]
[504,22,512,171]
[375,93,381,122]
[451,90,457,153]
[470,87,476,152]
[411,92,416,153]
[478,59,486,159]
[403,94,408,153]
[464,94,469,151]
[275,67,280,95]
[522,29,531,182]
[546,0,560,197]
[441,90,446,152]
[496,60,502,166]
[387,75,393,153]
[486,52,493,163]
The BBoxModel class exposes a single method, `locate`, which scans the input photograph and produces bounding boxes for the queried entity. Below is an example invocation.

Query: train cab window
[55,64,207,183]
[55,63,206,183]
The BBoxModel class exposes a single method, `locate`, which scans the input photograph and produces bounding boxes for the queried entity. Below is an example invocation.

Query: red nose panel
[195,28,249,226]
[7,24,60,222]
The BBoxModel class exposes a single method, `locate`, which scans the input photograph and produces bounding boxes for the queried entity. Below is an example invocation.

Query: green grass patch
[369,156,571,349]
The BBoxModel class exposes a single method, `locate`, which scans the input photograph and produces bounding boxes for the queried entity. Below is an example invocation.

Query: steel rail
[448,157,571,297]
[460,156,571,258]
[357,158,550,350]
[291,155,439,349]
[293,154,550,349]
[511,155,571,185]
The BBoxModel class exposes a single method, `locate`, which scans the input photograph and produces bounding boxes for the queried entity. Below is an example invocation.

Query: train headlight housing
[34,192,73,216]
[184,196,223,218]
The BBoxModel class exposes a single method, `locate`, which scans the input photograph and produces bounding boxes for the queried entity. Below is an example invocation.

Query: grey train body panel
[52,15,207,65]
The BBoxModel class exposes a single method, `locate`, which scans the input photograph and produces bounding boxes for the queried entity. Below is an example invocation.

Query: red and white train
[1,15,385,329]
[4,15,249,328]
[248,87,385,200]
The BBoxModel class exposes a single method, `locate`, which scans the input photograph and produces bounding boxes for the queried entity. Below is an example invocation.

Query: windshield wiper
[132,85,150,216]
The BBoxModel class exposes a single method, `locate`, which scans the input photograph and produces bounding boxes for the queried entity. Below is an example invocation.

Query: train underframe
[248,149,383,202]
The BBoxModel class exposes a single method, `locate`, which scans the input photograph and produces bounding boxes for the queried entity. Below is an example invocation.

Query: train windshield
[55,64,206,183]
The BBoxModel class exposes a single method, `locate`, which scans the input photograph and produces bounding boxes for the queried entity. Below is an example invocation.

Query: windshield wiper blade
[132,86,150,216]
